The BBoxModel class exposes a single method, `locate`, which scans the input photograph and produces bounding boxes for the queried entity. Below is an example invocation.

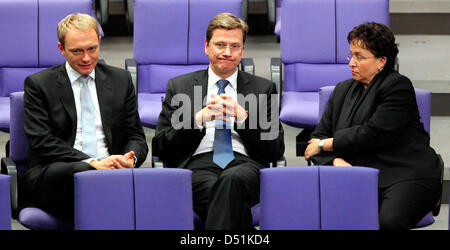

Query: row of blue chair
[124,0,389,152]
[0,97,381,231]
[0,163,381,230]
[1,163,193,230]
[0,0,444,230]
[0,0,386,137]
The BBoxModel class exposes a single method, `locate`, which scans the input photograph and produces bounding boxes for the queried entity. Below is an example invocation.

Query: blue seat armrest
[125,58,138,95]
[240,58,255,75]
[1,157,18,217]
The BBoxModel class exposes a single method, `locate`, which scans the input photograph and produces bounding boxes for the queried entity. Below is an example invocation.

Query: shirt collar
[207,66,238,91]
[65,62,96,85]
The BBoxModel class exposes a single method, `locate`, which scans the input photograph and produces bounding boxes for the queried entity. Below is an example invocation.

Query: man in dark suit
[154,13,284,230]
[21,13,148,220]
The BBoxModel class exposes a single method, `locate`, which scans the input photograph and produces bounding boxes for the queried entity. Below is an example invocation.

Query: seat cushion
[19,207,73,230]
[138,93,165,128]
[280,91,319,129]
[414,212,435,228]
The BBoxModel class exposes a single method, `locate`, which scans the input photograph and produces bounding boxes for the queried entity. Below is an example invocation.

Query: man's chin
[76,66,95,75]
[217,64,238,73]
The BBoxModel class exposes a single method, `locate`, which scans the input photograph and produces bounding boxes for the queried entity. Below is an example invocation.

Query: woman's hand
[304,139,321,161]
[305,138,334,161]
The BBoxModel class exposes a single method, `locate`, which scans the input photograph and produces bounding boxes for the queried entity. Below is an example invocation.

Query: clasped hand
[195,93,247,126]
[89,151,135,170]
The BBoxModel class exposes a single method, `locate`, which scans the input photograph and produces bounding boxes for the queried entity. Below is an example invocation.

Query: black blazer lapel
[192,69,208,110]
[57,65,78,145]
[236,70,251,95]
[95,66,113,149]
[236,71,253,113]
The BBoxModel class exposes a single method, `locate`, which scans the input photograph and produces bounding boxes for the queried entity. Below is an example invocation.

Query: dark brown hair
[206,13,248,45]
[347,22,399,71]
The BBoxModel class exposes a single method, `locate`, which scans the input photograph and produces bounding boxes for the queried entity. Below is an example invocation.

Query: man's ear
[57,42,65,56]
[204,38,209,55]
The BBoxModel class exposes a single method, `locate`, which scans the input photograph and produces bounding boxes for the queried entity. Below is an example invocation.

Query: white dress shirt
[193,67,248,156]
[65,62,110,161]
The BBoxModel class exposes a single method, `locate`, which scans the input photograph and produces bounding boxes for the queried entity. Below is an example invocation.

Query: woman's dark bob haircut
[347,22,399,72]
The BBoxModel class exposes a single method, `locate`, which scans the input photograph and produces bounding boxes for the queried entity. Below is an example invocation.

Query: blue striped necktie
[79,75,97,158]
[212,79,235,168]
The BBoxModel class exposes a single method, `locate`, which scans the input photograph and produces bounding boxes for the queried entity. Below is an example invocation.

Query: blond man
[21,13,148,222]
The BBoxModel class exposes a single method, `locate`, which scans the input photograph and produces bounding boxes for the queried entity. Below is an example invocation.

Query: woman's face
[348,39,386,87]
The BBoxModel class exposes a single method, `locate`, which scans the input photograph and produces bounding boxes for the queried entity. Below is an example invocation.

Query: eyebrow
[68,45,98,51]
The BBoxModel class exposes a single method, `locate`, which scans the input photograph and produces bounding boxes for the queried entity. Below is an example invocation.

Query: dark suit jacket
[311,69,441,187]
[153,69,285,169]
[22,62,148,187]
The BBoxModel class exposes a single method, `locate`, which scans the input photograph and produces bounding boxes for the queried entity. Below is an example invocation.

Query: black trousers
[186,152,264,230]
[378,178,441,230]
[22,161,96,221]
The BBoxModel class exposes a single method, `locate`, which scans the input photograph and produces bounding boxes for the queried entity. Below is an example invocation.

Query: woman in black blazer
[304,22,442,230]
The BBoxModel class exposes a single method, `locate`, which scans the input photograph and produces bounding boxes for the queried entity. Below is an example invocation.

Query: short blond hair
[57,13,100,48]
[206,13,248,45]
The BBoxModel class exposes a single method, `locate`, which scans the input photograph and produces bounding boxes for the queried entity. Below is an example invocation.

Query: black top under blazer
[311,69,441,187]
[154,69,285,169]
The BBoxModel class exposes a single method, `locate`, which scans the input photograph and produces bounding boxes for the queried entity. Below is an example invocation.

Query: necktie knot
[217,79,229,95]
[79,75,90,86]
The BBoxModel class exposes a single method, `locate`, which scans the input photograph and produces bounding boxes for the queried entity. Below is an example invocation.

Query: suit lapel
[192,70,208,109]
[57,65,77,139]
[236,71,251,110]
[237,70,251,94]
[95,66,113,148]
[349,72,386,126]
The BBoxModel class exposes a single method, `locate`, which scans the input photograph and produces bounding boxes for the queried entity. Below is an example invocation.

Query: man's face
[58,27,100,75]
[205,28,244,79]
